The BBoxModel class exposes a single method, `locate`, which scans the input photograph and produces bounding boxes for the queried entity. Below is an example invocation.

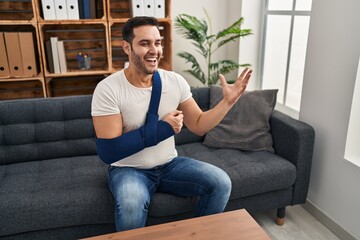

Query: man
[91,16,252,232]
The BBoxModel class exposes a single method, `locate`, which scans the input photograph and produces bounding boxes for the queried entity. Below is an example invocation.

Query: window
[344,57,360,168]
[261,0,312,113]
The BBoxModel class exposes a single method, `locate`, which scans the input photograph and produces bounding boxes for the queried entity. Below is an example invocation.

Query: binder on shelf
[154,0,165,18]
[89,0,96,19]
[78,0,84,19]
[45,40,55,73]
[41,0,56,20]
[82,0,91,19]
[67,0,80,20]
[57,40,67,73]
[131,0,144,17]
[143,0,154,17]
[54,0,68,20]
[18,32,38,77]
[50,37,61,74]
[4,32,24,77]
[0,32,10,78]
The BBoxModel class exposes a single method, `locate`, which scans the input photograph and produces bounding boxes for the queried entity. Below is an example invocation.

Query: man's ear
[123,41,131,55]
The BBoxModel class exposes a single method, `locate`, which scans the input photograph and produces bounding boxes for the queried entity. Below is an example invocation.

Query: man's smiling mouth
[145,57,157,64]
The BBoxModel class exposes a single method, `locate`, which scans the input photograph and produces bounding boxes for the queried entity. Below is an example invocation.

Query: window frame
[260,0,312,118]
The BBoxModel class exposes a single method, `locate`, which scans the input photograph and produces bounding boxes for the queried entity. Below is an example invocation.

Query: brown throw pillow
[203,86,278,152]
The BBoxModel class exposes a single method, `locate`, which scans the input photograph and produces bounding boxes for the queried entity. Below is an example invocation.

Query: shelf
[38,22,110,76]
[107,0,171,20]
[0,0,36,22]
[0,0,172,100]
[35,0,106,21]
[0,79,45,100]
[0,21,45,96]
[46,75,107,97]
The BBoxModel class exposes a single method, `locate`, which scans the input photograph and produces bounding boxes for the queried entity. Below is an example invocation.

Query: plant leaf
[174,12,252,86]
[174,14,209,56]
[174,14,207,43]
[177,51,206,84]
[208,60,251,85]
[216,17,244,39]
[217,29,252,49]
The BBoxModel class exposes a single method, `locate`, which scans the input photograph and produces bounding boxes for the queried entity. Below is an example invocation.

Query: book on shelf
[57,40,67,73]
[45,40,55,73]
[82,0,96,19]
[50,37,61,74]
[47,37,68,74]
[78,0,84,19]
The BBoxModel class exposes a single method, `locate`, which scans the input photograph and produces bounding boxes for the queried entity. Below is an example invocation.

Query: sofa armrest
[270,110,315,205]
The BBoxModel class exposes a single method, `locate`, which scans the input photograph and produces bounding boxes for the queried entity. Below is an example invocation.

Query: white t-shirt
[91,69,192,169]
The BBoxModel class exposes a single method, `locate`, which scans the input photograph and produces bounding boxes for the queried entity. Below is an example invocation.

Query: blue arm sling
[96,72,175,164]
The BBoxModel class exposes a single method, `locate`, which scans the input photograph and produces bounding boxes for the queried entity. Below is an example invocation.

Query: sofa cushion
[178,142,296,199]
[175,87,210,145]
[148,142,296,218]
[0,155,113,236]
[0,96,96,165]
[203,86,278,152]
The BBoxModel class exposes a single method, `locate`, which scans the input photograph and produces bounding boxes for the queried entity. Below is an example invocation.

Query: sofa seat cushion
[149,142,296,218]
[0,155,113,237]
[177,142,296,199]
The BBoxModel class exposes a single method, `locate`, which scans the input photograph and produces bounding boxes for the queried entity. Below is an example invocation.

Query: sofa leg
[276,207,286,226]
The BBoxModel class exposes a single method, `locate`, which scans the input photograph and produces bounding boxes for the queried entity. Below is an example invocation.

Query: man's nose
[148,44,157,53]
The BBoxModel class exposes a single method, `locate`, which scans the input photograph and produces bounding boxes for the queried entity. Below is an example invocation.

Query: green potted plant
[174,11,252,86]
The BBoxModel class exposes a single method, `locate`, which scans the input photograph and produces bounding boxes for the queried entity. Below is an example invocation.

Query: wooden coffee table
[83,209,271,240]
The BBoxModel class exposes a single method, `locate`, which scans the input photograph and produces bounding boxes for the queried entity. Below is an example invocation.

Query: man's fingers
[236,68,252,86]
[218,74,227,86]
[243,69,252,84]
[238,67,249,80]
[173,110,183,116]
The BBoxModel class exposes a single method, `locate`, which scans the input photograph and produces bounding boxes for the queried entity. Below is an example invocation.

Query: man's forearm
[96,120,174,164]
[193,99,233,136]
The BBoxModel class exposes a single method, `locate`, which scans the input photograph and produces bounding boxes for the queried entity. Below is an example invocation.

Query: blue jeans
[108,156,232,231]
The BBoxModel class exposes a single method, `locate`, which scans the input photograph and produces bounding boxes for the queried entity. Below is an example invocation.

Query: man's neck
[124,67,153,88]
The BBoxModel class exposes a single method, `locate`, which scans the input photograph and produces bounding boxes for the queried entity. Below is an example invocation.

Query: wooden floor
[250,205,342,240]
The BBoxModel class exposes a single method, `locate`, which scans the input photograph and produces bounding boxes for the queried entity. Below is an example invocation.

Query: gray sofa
[0,87,315,239]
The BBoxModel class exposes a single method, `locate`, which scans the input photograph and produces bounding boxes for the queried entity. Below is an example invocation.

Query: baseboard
[303,199,357,240]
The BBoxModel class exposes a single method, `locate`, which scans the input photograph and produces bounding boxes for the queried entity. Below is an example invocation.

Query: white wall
[172,1,360,238]
[300,0,360,238]
[238,0,264,90]
[171,0,242,87]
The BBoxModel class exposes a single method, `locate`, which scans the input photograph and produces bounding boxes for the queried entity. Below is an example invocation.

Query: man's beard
[130,50,159,74]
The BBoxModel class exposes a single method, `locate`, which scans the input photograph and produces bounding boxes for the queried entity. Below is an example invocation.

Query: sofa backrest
[174,87,210,145]
[0,87,211,165]
[0,95,96,165]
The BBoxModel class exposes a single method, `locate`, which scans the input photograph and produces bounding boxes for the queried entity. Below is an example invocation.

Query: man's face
[128,25,163,74]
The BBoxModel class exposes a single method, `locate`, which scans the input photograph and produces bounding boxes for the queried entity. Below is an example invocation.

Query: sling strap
[144,71,161,147]
[96,71,175,164]
[148,71,161,115]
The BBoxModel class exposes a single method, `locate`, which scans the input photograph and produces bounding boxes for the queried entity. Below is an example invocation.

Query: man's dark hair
[122,16,159,44]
